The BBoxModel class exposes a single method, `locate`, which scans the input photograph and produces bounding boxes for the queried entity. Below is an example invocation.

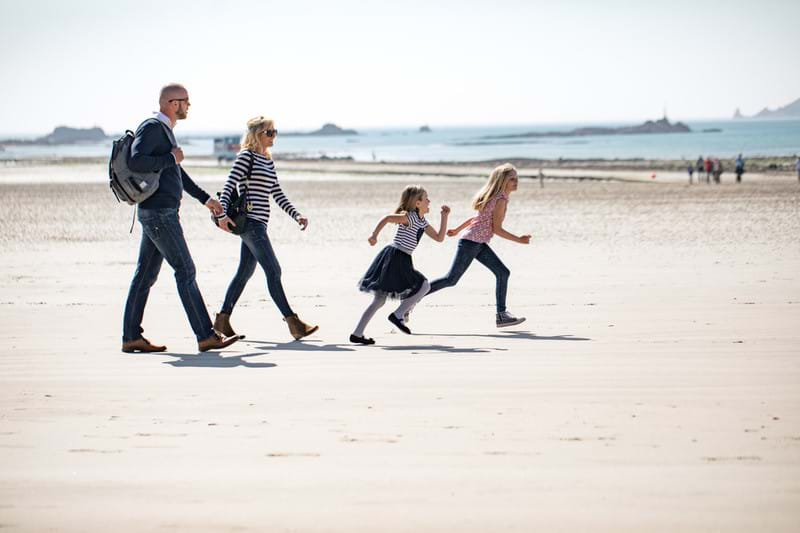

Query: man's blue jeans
[428,239,510,313]
[220,220,294,318]
[122,208,215,342]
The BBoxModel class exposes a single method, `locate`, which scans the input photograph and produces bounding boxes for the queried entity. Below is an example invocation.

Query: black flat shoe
[350,334,375,345]
[387,313,411,334]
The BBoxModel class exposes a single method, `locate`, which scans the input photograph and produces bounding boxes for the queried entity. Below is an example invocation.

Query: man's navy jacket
[129,118,209,210]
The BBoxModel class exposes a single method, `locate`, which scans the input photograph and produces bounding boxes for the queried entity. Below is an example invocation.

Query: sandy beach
[1,164,799,531]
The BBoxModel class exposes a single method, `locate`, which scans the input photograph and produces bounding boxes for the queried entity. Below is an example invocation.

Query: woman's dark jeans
[221,220,294,317]
[123,208,215,342]
[428,239,510,313]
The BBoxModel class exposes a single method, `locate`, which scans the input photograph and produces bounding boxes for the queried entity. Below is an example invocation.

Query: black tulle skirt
[357,245,427,300]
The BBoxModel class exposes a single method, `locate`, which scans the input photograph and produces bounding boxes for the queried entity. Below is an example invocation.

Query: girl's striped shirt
[219,150,299,225]
[392,210,428,254]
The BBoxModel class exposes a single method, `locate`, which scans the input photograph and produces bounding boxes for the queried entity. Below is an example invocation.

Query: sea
[1,119,798,163]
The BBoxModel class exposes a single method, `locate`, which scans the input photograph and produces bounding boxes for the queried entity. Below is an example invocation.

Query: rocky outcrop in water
[482,118,691,140]
[283,123,358,136]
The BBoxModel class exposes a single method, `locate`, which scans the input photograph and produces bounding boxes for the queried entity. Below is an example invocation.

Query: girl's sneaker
[496,311,526,328]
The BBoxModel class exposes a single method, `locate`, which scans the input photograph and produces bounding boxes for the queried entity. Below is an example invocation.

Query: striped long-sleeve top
[392,210,429,254]
[218,150,300,225]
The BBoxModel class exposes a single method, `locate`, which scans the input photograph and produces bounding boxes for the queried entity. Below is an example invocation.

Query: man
[795,156,799,183]
[122,83,241,353]
[735,153,745,183]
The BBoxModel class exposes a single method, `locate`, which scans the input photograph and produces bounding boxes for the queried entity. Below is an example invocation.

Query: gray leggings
[353,280,430,337]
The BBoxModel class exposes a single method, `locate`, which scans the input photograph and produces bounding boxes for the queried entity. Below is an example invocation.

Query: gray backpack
[109,119,174,205]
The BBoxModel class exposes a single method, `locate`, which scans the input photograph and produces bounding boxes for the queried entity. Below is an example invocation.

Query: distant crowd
[687,154,800,184]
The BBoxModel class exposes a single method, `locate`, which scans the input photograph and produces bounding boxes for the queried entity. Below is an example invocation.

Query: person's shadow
[381,344,495,354]
[157,351,277,368]
[246,338,355,353]
[423,331,592,342]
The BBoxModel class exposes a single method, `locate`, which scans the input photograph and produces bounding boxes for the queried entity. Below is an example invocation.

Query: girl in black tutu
[350,185,450,344]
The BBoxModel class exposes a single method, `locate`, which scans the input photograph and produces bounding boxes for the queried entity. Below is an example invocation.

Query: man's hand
[172,147,185,164]
[441,205,451,215]
[217,216,235,233]
[297,216,309,231]
[205,198,223,216]
[368,235,377,246]
[518,234,532,244]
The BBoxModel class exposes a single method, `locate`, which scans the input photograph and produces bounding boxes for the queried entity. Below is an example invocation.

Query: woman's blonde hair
[241,116,274,158]
[471,163,517,211]
[394,185,427,214]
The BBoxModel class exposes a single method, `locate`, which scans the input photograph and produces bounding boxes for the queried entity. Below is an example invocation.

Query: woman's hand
[298,216,309,231]
[368,235,377,246]
[446,228,459,237]
[217,216,235,233]
[441,205,451,215]
[518,234,531,244]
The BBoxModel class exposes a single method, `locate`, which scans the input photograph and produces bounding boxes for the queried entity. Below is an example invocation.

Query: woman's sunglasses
[260,129,278,137]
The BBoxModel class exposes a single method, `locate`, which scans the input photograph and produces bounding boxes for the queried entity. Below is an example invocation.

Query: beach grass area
[0,168,799,531]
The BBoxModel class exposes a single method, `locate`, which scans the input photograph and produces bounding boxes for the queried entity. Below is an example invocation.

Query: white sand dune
[1,168,798,531]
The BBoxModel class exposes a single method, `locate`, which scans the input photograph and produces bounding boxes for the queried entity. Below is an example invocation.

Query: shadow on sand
[421,331,592,342]
[144,351,277,368]
[381,344,495,354]
[246,339,355,353]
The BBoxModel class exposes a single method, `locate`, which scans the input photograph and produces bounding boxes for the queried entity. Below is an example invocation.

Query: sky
[1,0,799,135]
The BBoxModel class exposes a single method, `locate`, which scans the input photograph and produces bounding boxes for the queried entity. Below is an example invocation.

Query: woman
[214,116,318,340]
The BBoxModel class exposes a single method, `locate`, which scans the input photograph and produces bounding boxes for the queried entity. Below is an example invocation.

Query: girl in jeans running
[426,163,530,327]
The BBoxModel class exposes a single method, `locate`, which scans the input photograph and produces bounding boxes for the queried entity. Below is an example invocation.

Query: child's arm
[368,213,408,246]
[446,216,475,237]
[492,199,531,244]
[424,205,450,242]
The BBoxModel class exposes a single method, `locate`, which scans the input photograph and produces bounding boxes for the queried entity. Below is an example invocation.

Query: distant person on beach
[704,157,713,183]
[350,186,449,344]
[424,163,531,328]
[122,84,241,353]
[687,162,695,184]
[214,116,318,341]
[735,154,745,183]
[796,156,800,182]
[696,156,705,182]
[713,158,722,184]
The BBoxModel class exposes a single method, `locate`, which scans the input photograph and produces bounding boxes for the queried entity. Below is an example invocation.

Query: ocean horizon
[1,119,798,163]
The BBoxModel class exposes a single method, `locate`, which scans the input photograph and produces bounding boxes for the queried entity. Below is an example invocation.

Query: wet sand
[0,169,798,531]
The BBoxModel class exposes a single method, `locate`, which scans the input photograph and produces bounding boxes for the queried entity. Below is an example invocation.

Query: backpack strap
[139,117,178,149]
[241,149,255,208]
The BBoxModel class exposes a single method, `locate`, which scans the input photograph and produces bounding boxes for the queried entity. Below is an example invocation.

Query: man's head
[159,84,190,121]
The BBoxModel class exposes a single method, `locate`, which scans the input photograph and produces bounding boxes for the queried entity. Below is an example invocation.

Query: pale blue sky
[1,0,798,134]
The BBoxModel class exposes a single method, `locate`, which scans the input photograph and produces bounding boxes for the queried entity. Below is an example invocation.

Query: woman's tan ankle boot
[214,312,241,338]
[285,314,319,340]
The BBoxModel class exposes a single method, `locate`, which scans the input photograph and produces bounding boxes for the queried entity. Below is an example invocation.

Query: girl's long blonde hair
[471,163,517,211]
[394,185,427,214]
[241,116,274,159]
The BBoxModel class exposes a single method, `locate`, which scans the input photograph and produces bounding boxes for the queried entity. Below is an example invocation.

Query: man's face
[171,90,191,120]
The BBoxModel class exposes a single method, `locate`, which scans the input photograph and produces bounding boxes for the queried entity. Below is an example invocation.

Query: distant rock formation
[419,125,432,133]
[733,97,800,119]
[290,123,358,136]
[753,97,800,119]
[0,126,109,146]
[37,126,108,144]
[482,117,691,140]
